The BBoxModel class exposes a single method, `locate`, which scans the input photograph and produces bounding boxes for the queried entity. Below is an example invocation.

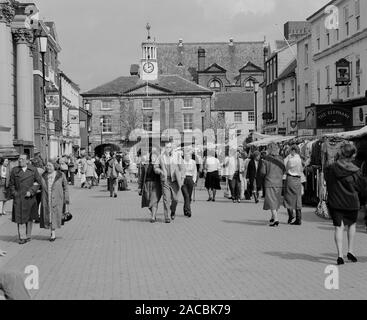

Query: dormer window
[209,79,222,91]
[244,79,255,90]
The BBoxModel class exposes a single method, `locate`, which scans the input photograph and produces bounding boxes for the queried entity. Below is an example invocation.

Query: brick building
[82,29,212,156]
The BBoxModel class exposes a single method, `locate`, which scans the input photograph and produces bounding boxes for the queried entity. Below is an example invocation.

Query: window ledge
[290,98,295,102]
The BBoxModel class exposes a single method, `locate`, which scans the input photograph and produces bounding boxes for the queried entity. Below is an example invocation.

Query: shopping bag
[315,200,331,220]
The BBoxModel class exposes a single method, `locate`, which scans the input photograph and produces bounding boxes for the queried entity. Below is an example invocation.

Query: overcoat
[9,166,41,224]
[40,171,70,229]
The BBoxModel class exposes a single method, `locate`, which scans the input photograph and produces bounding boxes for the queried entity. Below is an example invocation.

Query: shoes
[237,199,241,203]
[150,218,157,223]
[337,257,345,265]
[212,198,216,202]
[165,219,171,224]
[255,199,259,204]
[171,213,176,221]
[291,220,302,226]
[347,253,358,263]
[288,217,295,224]
[50,237,56,242]
[232,199,236,203]
[269,218,275,224]
[26,238,31,243]
[187,213,192,218]
[269,221,279,227]
[19,239,27,245]
[207,198,212,202]
[110,194,113,198]
[114,194,117,198]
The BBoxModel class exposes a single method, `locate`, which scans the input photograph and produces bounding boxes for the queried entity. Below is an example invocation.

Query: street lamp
[100,117,103,146]
[38,33,49,161]
[254,82,259,133]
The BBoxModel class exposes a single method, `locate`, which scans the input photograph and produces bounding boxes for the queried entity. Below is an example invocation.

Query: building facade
[60,71,82,156]
[156,39,265,135]
[0,0,68,160]
[298,0,367,135]
[262,42,298,135]
[82,33,213,157]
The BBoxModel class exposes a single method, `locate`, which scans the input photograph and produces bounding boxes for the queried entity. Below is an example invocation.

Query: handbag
[315,200,331,219]
[62,211,73,225]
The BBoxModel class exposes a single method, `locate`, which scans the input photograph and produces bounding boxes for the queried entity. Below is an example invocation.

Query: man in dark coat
[9,154,42,244]
[247,151,264,203]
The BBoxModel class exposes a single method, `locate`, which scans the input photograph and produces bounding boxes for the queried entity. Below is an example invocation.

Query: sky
[33,0,328,92]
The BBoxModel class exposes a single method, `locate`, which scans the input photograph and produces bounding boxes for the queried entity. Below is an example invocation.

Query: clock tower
[141,23,158,81]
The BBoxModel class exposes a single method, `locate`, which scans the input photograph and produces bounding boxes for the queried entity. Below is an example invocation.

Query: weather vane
[146,23,151,40]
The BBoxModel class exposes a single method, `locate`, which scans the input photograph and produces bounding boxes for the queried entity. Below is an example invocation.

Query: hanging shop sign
[335,58,351,86]
[316,105,352,128]
[45,92,60,110]
[278,128,287,135]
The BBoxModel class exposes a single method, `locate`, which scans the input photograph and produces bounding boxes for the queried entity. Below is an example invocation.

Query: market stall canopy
[248,135,296,147]
[325,126,367,140]
[252,132,273,141]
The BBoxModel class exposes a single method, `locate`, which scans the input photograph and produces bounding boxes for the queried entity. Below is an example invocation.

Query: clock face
[143,62,154,74]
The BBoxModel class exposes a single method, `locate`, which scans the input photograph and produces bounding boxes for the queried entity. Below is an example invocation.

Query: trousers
[181,176,194,216]
[229,172,241,200]
[162,178,180,220]
[108,178,118,196]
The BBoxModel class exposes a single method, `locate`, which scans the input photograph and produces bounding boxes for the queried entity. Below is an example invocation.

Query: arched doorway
[94,144,121,158]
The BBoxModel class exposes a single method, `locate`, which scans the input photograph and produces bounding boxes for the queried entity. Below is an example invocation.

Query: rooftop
[213,92,254,112]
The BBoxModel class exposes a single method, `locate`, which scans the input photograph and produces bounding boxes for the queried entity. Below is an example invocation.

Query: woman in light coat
[40,161,70,241]
[84,156,97,189]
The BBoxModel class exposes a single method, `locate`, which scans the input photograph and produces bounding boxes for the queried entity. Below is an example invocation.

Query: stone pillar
[13,28,35,151]
[0,0,17,158]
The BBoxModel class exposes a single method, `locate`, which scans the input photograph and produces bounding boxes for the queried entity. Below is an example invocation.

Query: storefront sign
[336,58,351,86]
[278,128,286,135]
[316,105,352,128]
[298,129,314,136]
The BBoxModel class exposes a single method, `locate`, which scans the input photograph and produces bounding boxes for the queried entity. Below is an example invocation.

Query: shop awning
[248,135,296,147]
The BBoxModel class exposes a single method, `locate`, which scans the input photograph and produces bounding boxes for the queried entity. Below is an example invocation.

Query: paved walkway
[1,180,367,300]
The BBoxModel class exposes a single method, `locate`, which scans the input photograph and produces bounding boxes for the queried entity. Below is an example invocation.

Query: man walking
[154,143,183,223]
[9,154,42,244]
[106,153,125,198]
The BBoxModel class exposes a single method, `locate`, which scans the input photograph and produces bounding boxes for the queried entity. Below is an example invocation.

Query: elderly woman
[325,143,366,265]
[261,143,286,227]
[0,158,11,216]
[139,152,162,223]
[40,161,70,242]
[204,149,221,202]
[284,145,304,225]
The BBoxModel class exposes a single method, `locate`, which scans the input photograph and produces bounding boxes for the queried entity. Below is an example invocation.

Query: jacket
[107,159,124,179]
[325,159,366,211]
[154,152,183,187]
[261,155,285,188]
[84,160,96,177]
[9,165,42,224]
[40,171,70,229]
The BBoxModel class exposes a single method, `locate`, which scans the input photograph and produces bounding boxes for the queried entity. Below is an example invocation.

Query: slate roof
[278,59,297,81]
[156,41,265,84]
[82,75,212,96]
[213,92,254,112]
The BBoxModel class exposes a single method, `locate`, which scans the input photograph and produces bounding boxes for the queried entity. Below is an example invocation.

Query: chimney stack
[198,47,206,72]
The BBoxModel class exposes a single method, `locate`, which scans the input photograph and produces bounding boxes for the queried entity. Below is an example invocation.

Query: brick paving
[1,180,367,300]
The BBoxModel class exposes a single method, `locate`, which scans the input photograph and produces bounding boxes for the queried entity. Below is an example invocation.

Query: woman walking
[0,158,10,216]
[204,150,221,202]
[139,152,162,223]
[40,161,70,242]
[261,143,286,227]
[84,156,96,189]
[284,145,304,225]
[181,148,197,217]
[325,144,366,265]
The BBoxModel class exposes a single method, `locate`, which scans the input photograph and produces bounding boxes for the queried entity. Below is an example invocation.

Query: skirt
[0,185,9,201]
[142,181,162,209]
[329,207,358,227]
[263,187,283,211]
[283,176,302,210]
[205,171,221,190]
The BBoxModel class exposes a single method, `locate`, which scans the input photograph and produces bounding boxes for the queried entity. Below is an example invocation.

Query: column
[13,28,35,146]
[0,1,16,157]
